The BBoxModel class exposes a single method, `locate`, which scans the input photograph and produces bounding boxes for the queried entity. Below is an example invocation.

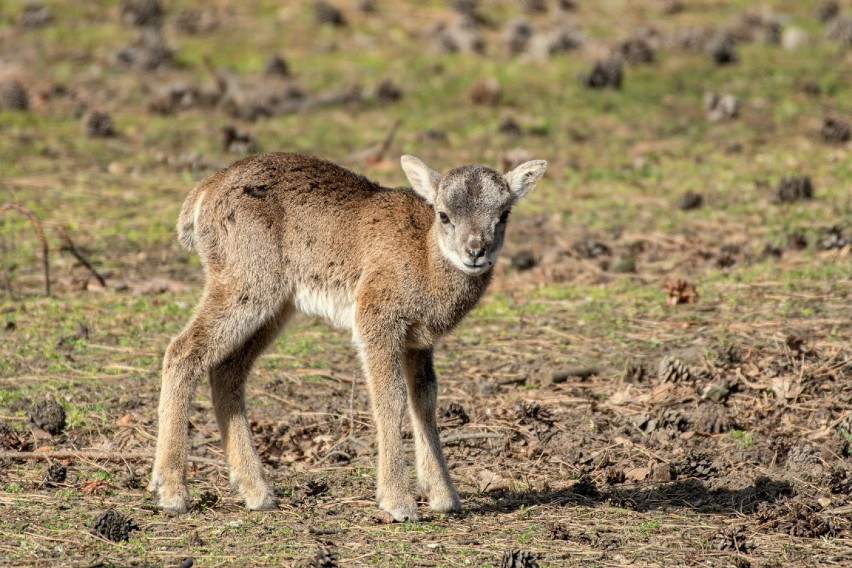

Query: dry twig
[1,203,50,296]
[56,226,106,287]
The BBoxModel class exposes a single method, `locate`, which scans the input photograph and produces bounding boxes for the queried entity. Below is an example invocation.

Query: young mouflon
[148,152,547,521]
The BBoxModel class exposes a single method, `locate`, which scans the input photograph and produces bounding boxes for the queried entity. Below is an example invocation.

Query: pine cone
[310,547,338,568]
[440,402,470,426]
[826,15,852,47]
[0,79,30,111]
[91,508,137,542]
[623,363,647,383]
[676,452,717,479]
[29,399,66,435]
[708,33,738,65]
[264,55,290,77]
[571,239,612,259]
[773,175,814,203]
[715,525,752,552]
[580,59,623,89]
[658,356,691,383]
[516,400,554,425]
[694,402,733,434]
[618,37,655,65]
[785,444,820,467]
[467,77,502,106]
[19,3,53,28]
[604,466,626,485]
[677,190,704,210]
[818,1,840,22]
[119,0,163,28]
[548,523,569,540]
[83,111,115,138]
[504,18,533,54]
[827,466,852,494]
[662,278,698,305]
[715,344,743,366]
[0,421,29,451]
[45,463,67,485]
[659,408,688,431]
[314,1,346,26]
[817,225,850,250]
[501,549,540,568]
[820,117,851,144]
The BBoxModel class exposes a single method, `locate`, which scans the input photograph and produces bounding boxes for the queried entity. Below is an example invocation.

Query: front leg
[354,321,418,522]
[404,349,461,514]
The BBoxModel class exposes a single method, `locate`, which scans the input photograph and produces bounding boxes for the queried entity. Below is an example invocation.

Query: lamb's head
[401,155,547,276]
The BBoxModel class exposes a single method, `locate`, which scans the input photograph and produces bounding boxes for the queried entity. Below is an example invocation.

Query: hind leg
[149,284,284,513]
[210,303,293,510]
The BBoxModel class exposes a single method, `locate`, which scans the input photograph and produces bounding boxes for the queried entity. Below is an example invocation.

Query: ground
[1,0,851,566]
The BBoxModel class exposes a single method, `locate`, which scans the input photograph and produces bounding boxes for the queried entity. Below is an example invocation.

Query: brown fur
[149,152,546,520]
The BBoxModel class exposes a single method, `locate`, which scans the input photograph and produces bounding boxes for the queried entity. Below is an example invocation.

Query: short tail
[176,186,205,251]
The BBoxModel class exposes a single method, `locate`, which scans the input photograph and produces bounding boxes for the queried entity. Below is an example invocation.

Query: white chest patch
[293,285,355,330]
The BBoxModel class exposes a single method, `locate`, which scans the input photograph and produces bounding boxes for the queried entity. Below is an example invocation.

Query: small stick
[56,226,106,287]
[0,450,222,465]
[1,203,50,296]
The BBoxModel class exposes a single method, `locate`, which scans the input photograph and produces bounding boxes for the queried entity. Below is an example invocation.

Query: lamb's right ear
[401,155,442,205]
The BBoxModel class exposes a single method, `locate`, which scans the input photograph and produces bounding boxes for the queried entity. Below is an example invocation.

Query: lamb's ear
[504,160,548,200]
[401,155,442,205]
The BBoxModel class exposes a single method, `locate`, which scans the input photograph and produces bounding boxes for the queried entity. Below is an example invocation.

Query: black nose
[467,244,485,258]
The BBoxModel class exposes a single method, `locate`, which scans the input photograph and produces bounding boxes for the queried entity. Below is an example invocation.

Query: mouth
[462,261,491,274]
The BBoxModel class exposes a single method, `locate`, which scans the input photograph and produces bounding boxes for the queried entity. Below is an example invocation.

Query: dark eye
[438,211,450,224]
[499,210,510,223]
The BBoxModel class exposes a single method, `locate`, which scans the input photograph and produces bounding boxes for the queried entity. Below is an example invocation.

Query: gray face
[432,165,515,275]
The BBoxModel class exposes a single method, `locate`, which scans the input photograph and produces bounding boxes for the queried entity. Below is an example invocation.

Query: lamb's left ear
[504,160,548,200]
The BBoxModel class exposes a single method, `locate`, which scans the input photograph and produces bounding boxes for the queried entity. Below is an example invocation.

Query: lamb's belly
[293,286,355,329]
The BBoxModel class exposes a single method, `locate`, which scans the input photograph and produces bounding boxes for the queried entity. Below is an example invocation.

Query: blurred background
[1,1,851,566]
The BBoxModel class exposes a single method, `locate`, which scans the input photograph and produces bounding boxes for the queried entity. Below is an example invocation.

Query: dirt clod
[500,549,539,568]
[29,399,66,435]
[302,546,338,568]
[375,79,402,102]
[580,59,623,89]
[91,508,138,542]
[194,491,219,511]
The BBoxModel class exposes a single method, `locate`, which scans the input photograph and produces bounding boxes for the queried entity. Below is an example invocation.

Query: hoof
[379,498,419,522]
